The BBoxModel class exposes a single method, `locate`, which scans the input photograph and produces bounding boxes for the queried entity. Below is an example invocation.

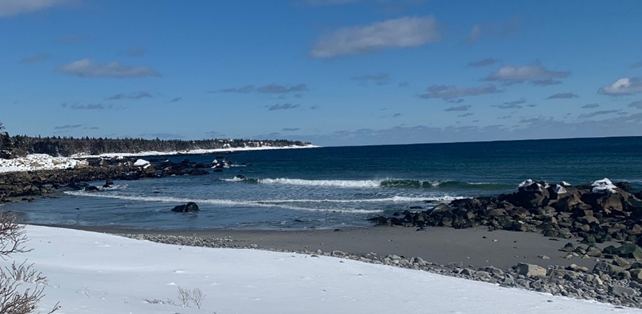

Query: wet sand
[55,225,618,270]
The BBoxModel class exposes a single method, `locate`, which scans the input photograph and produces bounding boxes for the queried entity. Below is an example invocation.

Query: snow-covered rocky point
[0,154,87,173]
[71,144,320,159]
[2,226,638,314]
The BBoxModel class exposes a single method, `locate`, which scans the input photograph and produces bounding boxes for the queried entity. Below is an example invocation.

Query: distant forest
[0,123,311,158]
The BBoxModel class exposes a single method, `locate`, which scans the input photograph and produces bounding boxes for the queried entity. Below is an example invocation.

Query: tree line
[0,123,311,158]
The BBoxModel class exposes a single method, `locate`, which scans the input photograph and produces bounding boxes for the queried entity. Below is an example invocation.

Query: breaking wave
[222,177,512,190]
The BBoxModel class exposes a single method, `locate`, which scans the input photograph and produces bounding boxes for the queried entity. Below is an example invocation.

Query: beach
[67,225,611,271]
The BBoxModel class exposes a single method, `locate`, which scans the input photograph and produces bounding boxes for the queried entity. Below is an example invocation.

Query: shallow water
[5,136,642,230]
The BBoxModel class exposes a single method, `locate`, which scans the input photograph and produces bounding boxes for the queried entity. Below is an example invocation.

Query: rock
[479,266,504,277]
[586,246,602,257]
[461,268,476,276]
[630,269,642,282]
[615,181,633,192]
[188,168,209,175]
[103,178,114,188]
[568,264,589,272]
[171,202,199,213]
[514,263,547,277]
[612,256,631,269]
[593,261,625,276]
[608,285,637,297]
[85,185,99,191]
[561,242,574,252]
[614,243,642,261]
[331,250,347,257]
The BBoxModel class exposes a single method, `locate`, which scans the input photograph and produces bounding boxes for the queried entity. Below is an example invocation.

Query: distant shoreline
[70,144,321,159]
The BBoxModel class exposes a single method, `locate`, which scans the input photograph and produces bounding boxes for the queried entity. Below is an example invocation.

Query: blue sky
[1,0,642,146]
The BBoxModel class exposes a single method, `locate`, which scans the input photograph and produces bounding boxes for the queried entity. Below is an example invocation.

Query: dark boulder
[171,202,200,213]
[67,182,89,190]
[85,185,100,192]
[615,181,633,192]
[189,168,209,175]
[103,178,114,188]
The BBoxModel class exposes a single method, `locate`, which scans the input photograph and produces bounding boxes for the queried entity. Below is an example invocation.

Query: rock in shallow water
[171,202,199,213]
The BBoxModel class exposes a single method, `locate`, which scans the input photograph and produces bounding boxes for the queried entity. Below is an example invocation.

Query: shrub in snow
[592,178,617,194]
[0,212,60,314]
[145,286,205,309]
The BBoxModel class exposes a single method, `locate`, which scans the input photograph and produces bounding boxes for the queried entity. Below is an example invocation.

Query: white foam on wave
[257,178,382,188]
[271,196,463,203]
[63,191,384,214]
[221,177,245,182]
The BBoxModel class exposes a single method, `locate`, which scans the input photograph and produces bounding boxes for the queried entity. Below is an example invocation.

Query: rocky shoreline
[120,232,642,308]
[5,155,642,308]
[363,178,642,308]
[0,155,238,204]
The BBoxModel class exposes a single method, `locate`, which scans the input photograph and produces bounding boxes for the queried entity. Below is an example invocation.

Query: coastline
[43,223,642,308]
[57,224,609,271]
[70,144,321,159]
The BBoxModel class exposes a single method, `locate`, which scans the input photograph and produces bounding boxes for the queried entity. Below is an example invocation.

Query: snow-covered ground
[0,154,88,173]
[71,144,319,158]
[0,145,318,173]
[2,225,637,314]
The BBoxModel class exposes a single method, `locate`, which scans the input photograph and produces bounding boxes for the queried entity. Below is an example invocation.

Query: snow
[133,159,150,167]
[555,184,568,194]
[592,178,618,194]
[0,145,318,173]
[518,179,542,192]
[2,225,638,314]
[0,154,88,173]
[71,144,320,158]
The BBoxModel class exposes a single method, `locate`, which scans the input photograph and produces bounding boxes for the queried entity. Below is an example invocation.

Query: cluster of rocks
[369,179,642,246]
[0,156,242,204]
[120,233,642,308]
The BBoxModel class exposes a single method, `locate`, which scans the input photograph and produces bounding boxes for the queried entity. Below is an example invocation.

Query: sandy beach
[59,225,616,271]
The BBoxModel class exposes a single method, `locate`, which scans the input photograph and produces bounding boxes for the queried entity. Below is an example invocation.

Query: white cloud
[0,0,72,17]
[419,84,499,100]
[599,77,642,96]
[310,16,441,58]
[56,59,161,78]
[483,63,569,85]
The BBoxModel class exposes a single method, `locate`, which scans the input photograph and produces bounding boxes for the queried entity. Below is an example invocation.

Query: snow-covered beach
[3,225,638,314]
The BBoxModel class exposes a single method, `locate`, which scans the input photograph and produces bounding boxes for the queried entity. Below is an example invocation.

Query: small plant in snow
[145,286,205,309]
[0,211,60,314]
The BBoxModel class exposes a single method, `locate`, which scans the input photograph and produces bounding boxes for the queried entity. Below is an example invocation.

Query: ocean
[5,136,642,230]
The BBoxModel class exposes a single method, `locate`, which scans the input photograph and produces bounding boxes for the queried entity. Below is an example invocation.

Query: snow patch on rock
[0,154,88,173]
[133,159,150,167]
[592,178,617,194]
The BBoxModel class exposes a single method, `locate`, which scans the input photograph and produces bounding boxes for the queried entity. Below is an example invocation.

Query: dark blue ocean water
[5,137,642,230]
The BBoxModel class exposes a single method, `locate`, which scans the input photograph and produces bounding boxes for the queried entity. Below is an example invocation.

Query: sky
[1,0,642,147]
